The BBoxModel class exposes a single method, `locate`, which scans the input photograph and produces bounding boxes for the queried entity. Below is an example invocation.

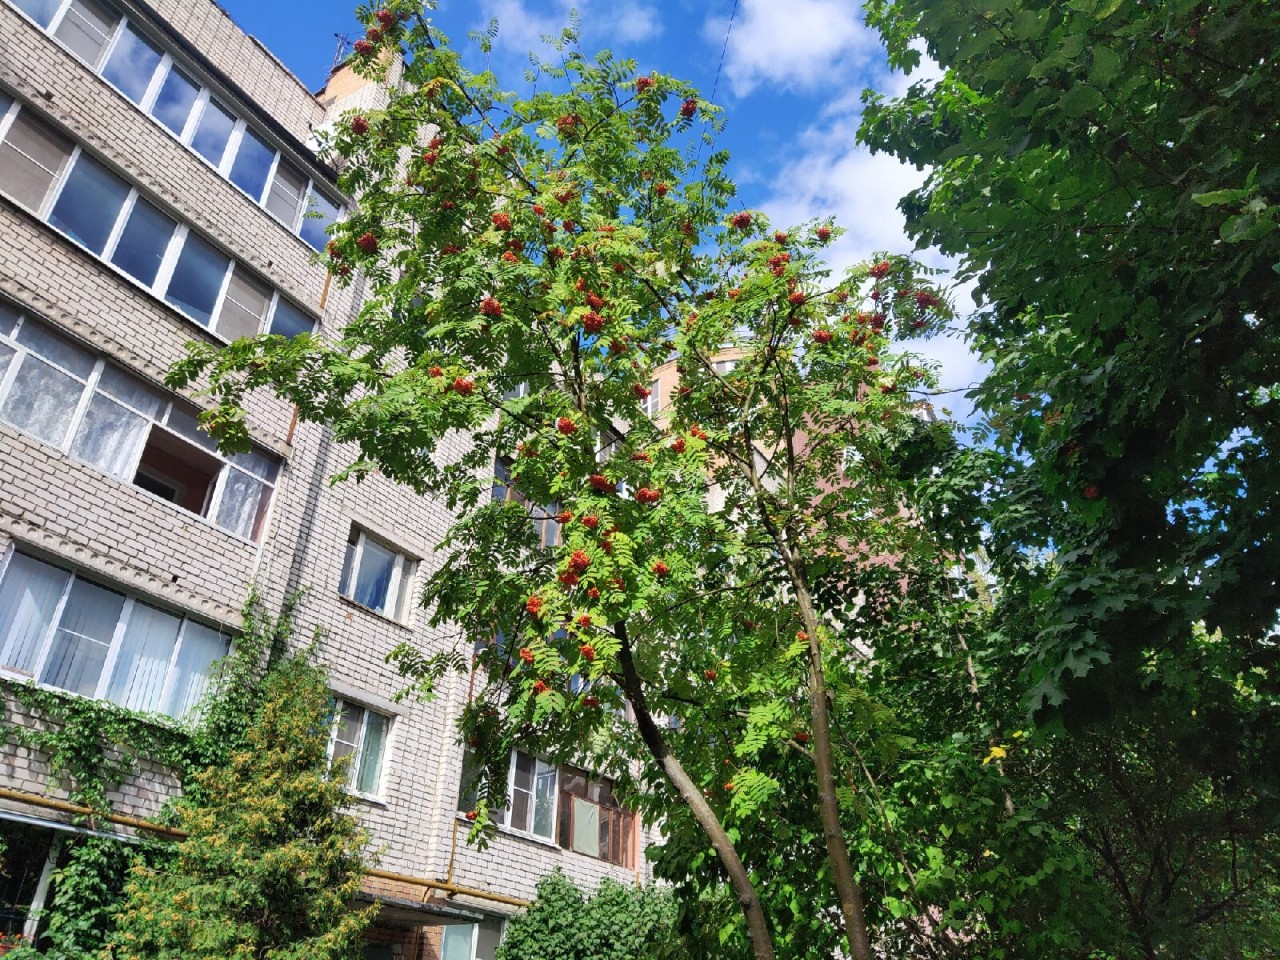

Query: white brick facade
[0,1,653,955]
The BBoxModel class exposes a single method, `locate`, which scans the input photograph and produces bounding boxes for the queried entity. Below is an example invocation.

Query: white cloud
[472,0,661,55]
[703,0,881,98]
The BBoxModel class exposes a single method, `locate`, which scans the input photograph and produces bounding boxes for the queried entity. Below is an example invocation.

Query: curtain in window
[533,762,557,838]
[0,554,69,675]
[0,355,86,447]
[53,0,119,66]
[105,602,180,713]
[572,797,601,858]
[440,925,475,960]
[163,621,226,718]
[355,712,388,794]
[39,578,123,696]
[214,468,265,540]
[354,539,396,613]
[71,394,149,480]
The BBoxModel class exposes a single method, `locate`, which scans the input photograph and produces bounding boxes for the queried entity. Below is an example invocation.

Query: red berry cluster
[568,550,592,574]
[636,75,656,92]
[652,561,670,577]
[589,475,614,493]
[730,211,752,230]
[526,595,544,617]
[636,487,662,504]
[492,211,513,231]
[480,296,503,318]
[557,417,578,435]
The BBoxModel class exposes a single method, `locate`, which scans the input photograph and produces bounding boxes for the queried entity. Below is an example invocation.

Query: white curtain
[213,468,265,540]
[71,394,148,480]
[105,601,180,713]
[572,797,601,858]
[39,578,123,696]
[163,622,227,719]
[0,355,85,447]
[354,712,389,795]
[0,554,69,675]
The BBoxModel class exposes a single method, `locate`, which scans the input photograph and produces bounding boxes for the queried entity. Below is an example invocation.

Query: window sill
[346,790,388,808]
[337,594,413,630]
[455,813,561,851]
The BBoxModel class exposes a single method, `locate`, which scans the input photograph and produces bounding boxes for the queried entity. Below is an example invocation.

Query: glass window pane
[332,702,361,763]
[0,553,70,676]
[0,342,13,384]
[108,197,176,287]
[70,392,148,479]
[39,577,124,696]
[533,762,557,839]
[355,711,388,794]
[164,233,229,327]
[228,127,274,202]
[440,925,474,960]
[214,467,268,540]
[264,160,306,226]
[228,449,277,482]
[339,535,356,598]
[48,155,130,255]
[164,404,218,451]
[164,621,226,718]
[300,189,342,251]
[12,0,62,27]
[215,267,270,340]
[54,0,119,67]
[190,99,236,168]
[105,601,179,712]
[0,112,74,210]
[15,318,95,378]
[571,797,601,858]
[96,365,164,418]
[151,66,200,136]
[267,299,313,339]
[0,302,19,338]
[0,354,87,447]
[101,23,162,105]
[353,538,396,614]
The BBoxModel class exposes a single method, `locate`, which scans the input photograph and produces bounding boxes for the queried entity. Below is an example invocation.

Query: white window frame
[326,696,392,800]
[0,308,279,542]
[501,750,559,842]
[338,527,415,622]
[642,379,661,417]
[0,100,318,340]
[3,0,345,245]
[0,546,230,717]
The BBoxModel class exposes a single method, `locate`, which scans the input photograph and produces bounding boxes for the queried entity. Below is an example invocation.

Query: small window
[300,189,342,251]
[12,0,62,27]
[642,379,661,417]
[329,698,391,796]
[53,0,120,68]
[713,359,737,375]
[558,765,634,867]
[151,66,200,136]
[132,426,220,514]
[215,266,271,340]
[228,127,276,202]
[338,528,415,620]
[267,298,314,338]
[0,110,74,210]
[48,154,131,255]
[190,98,236,168]
[509,751,558,840]
[164,232,231,327]
[264,159,308,227]
[109,196,177,287]
[100,21,163,105]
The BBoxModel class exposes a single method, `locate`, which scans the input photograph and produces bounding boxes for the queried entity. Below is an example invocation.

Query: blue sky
[218,0,985,421]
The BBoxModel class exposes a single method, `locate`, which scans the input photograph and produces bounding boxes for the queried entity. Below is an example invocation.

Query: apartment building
[0,1,651,956]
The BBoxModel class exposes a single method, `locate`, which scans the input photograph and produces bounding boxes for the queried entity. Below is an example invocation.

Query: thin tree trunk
[788,558,874,960]
[612,622,776,960]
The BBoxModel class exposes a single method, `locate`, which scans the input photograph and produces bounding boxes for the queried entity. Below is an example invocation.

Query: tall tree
[170,3,979,957]
[859,0,1280,953]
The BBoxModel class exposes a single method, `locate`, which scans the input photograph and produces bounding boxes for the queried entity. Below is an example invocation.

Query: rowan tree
[169,4,991,957]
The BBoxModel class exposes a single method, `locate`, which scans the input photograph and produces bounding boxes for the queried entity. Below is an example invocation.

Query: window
[0,307,280,541]
[440,920,504,960]
[328,698,390,797]
[0,550,229,717]
[493,458,561,549]
[642,379,661,417]
[0,102,318,340]
[713,359,737,375]
[457,750,634,865]
[5,0,346,245]
[338,528,415,620]
[0,108,74,210]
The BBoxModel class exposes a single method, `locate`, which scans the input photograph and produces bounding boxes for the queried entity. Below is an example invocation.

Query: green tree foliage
[166,3,996,957]
[102,654,373,960]
[495,870,687,960]
[858,0,1280,954]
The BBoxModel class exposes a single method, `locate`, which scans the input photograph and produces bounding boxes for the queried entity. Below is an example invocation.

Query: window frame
[0,546,230,718]
[3,0,346,247]
[0,307,280,542]
[0,100,318,341]
[326,696,392,801]
[337,527,416,623]
[642,378,661,417]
